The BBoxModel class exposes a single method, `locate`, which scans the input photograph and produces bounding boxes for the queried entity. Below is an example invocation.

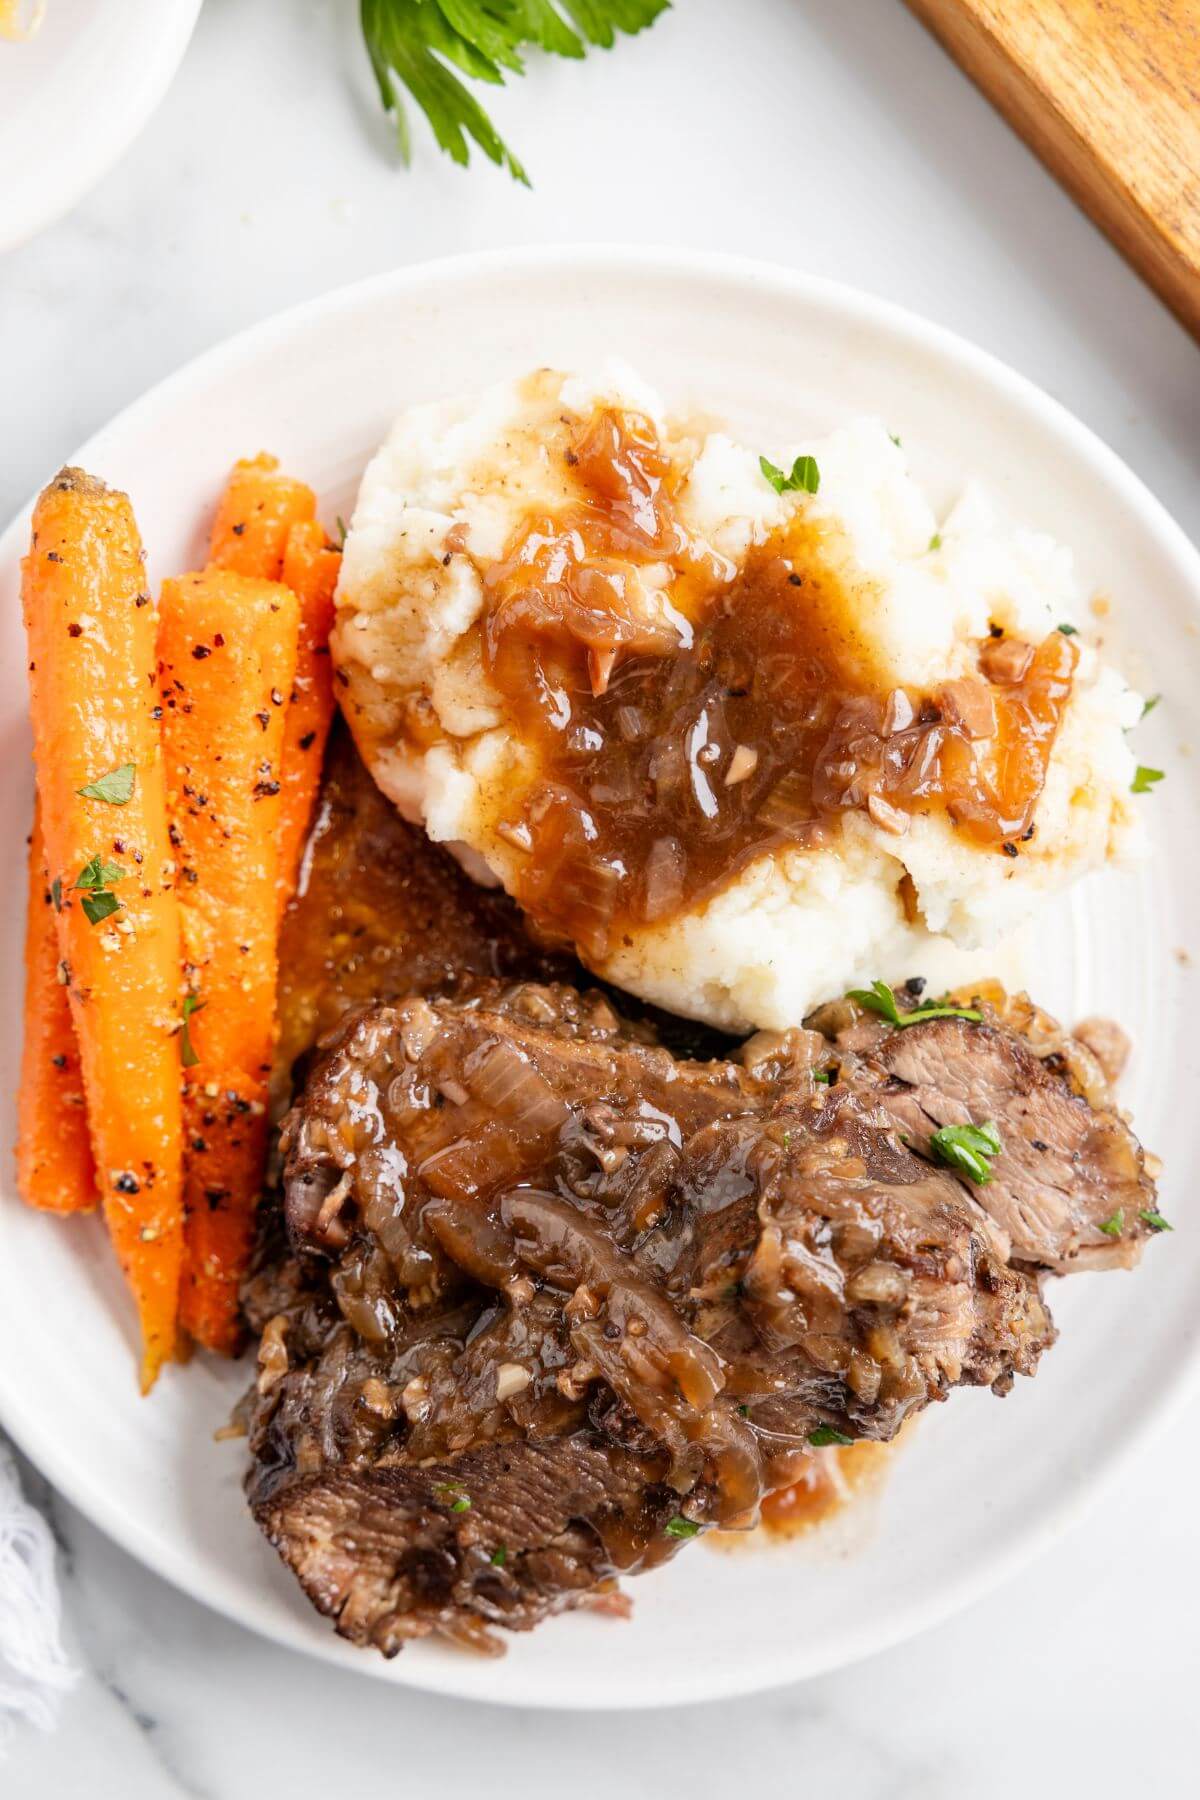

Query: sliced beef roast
[245,980,1159,1655]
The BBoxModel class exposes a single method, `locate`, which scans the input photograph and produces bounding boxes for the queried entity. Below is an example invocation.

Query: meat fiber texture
[332,365,1145,1032]
[245,983,1158,1654]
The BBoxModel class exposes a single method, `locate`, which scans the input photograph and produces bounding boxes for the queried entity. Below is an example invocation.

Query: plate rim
[3,242,1199,1708]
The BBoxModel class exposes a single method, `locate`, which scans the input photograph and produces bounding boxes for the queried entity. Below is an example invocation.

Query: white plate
[0,0,201,254]
[1,248,1197,1710]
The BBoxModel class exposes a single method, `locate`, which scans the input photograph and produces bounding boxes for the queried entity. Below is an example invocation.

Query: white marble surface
[2,0,1199,1791]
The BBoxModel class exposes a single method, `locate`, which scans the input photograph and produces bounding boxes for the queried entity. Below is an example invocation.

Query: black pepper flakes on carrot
[158,564,298,1354]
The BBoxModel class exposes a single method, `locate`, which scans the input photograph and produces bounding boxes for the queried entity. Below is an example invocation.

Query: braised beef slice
[247,983,1157,1654]
[255,1438,671,1657]
[810,1008,1155,1272]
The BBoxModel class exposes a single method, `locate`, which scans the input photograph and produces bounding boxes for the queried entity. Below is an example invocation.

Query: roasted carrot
[16,802,97,1214]
[21,468,185,1389]
[208,453,315,581]
[277,520,341,913]
[158,569,299,1353]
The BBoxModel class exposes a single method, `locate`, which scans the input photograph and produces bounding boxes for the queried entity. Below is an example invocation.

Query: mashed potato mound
[332,366,1145,1032]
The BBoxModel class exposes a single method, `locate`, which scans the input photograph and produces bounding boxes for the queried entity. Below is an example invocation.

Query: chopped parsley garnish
[813,1068,832,1085]
[1098,1210,1124,1237]
[73,855,125,926]
[928,532,942,551]
[335,515,348,546]
[490,1545,508,1567]
[436,1480,471,1512]
[1141,693,1161,719]
[664,1515,701,1539]
[759,452,820,496]
[808,1426,854,1447]
[360,0,668,183]
[180,993,206,1069]
[75,855,123,889]
[848,979,982,1029]
[79,892,120,926]
[1131,765,1164,794]
[50,876,62,913]
[1139,1209,1172,1232]
[1057,622,1078,637]
[737,1404,750,1417]
[77,762,136,805]
[930,1120,1002,1186]
[889,432,902,448]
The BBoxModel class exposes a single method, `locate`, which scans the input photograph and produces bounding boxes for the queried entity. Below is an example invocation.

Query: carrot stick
[158,569,299,1353]
[208,454,315,581]
[16,802,97,1214]
[277,520,341,914]
[21,468,185,1389]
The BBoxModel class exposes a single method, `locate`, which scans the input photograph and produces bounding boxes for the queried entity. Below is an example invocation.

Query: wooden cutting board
[904,1,1200,340]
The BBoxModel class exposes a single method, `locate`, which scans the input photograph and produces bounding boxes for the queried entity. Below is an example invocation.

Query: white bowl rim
[3,242,1200,1708]
[0,0,203,255]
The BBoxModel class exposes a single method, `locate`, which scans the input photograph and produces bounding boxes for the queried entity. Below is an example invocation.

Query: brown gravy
[275,724,581,1081]
[708,1442,895,1548]
[470,407,1076,959]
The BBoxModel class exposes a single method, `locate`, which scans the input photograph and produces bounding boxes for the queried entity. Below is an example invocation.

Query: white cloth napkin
[0,1440,75,1746]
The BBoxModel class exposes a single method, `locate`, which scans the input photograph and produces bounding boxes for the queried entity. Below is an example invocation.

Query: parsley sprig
[930,1120,1002,1186]
[664,1515,700,1538]
[360,0,670,182]
[77,762,136,805]
[808,1426,855,1447]
[760,452,821,496]
[180,994,206,1069]
[73,855,125,926]
[848,979,982,1029]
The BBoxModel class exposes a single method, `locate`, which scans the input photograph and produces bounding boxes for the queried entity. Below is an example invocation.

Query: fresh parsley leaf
[1057,622,1078,637]
[664,1515,700,1538]
[1138,1209,1172,1232]
[74,855,124,891]
[435,1479,471,1512]
[180,993,205,1069]
[1098,1209,1124,1237]
[360,0,669,182]
[80,890,120,926]
[73,855,124,927]
[1131,765,1164,794]
[847,979,982,1029]
[808,1426,854,1447]
[490,1544,508,1567]
[813,1068,832,1085]
[1141,693,1160,719]
[928,532,942,551]
[930,1120,1002,1186]
[759,452,820,496]
[77,762,136,805]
